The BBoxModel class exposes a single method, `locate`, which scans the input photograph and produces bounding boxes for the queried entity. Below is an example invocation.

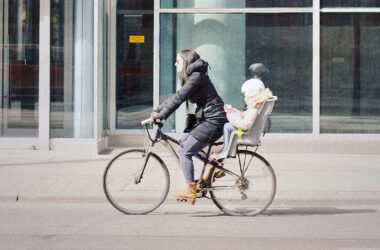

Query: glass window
[118,0,153,10]
[50,0,94,138]
[161,0,312,8]
[0,0,39,137]
[322,0,380,7]
[246,0,312,7]
[116,1,153,129]
[160,13,312,133]
[321,13,380,133]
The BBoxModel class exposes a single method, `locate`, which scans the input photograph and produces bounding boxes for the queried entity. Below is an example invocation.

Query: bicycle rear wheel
[103,149,170,215]
[210,150,276,216]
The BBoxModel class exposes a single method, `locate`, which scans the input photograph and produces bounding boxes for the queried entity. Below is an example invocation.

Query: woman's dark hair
[178,49,200,87]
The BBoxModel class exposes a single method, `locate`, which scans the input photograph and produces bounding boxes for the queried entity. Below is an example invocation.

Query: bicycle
[103,97,277,216]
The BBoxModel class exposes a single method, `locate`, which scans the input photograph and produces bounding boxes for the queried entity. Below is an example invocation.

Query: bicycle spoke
[243,149,247,173]
[243,153,254,176]
[238,152,244,174]
[238,150,254,176]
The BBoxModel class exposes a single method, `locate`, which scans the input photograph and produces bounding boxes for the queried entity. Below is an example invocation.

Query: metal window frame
[104,1,380,140]
[156,5,318,138]
[312,0,320,138]
[94,0,107,152]
[38,0,51,149]
[318,5,380,140]
[0,0,107,151]
[0,0,4,136]
[50,0,102,153]
[158,8,313,13]
[321,7,380,13]
[107,0,159,135]
[0,0,50,149]
[108,0,117,135]
[49,0,113,153]
[0,2,378,150]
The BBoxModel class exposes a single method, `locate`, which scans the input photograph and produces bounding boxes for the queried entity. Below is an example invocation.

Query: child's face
[244,93,250,105]
[244,93,258,106]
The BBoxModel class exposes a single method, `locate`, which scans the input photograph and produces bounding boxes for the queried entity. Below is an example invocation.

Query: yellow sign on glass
[129,35,145,43]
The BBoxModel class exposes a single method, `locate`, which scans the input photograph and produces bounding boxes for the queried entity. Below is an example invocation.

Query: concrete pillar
[175,0,246,132]
[74,0,94,138]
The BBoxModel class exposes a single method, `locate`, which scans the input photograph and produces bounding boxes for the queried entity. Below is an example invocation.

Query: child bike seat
[225,96,277,158]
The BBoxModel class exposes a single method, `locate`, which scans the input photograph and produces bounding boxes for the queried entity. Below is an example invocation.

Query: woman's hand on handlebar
[152,106,161,113]
[151,111,164,121]
[141,112,164,126]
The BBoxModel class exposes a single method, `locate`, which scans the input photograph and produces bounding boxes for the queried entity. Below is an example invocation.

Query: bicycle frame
[139,122,240,185]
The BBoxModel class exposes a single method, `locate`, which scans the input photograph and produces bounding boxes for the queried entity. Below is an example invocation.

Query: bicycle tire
[103,149,170,215]
[210,150,276,216]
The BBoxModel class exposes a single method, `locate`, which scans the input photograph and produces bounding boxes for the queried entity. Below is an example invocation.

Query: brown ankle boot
[203,163,225,182]
[172,182,197,205]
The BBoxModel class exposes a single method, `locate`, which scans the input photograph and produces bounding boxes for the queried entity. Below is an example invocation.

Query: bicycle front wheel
[103,149,170,215]
[210,150,276,216]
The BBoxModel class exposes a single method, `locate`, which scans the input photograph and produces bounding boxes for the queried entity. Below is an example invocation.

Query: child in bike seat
[212,64,273,161]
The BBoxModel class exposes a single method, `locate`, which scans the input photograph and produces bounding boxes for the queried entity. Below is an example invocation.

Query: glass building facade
[0,0,379,152]
[0,1,40,137]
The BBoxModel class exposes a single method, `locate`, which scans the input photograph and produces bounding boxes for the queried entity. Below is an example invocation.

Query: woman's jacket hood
[186,59,209,75]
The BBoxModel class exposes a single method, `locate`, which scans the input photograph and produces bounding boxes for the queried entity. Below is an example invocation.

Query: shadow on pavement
[264,206,377,216]
[153,207,378,217]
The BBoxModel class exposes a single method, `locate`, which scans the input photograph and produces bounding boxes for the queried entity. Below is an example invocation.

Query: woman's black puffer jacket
[158,59,227,143]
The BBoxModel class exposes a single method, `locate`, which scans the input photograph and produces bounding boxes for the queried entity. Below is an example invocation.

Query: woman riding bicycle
[152,49,227,204]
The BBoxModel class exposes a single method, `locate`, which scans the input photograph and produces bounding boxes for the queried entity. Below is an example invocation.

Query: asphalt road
[1,202,380,249]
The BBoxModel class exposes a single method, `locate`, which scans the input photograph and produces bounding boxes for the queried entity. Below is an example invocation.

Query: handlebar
[141,117,162,126]
[141,117,164,144]
[141,117,154,126]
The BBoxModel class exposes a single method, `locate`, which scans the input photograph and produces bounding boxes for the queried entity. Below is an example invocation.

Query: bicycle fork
[135,139,180,184]
[134,144,153,184]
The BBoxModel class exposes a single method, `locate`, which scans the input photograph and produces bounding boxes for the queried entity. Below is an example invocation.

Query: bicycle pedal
[177,198,188,203]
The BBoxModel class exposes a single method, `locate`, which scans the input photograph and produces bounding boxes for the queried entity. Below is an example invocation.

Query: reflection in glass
[160,13,312,133]
[161,0,312,8]
[116,11,153,129]
[0,0,39,137]
[246,14,313,133]
[50,0,94,138]
[321,14,380,133]
[322,0,380,7]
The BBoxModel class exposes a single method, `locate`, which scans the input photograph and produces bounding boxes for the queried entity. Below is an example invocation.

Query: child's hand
[224,104,234,113]
[254,102,263,109]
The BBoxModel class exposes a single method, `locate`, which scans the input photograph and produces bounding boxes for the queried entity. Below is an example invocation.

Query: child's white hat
[241,79,265,96]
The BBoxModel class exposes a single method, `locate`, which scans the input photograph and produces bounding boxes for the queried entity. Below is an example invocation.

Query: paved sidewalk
[0,148,380,204]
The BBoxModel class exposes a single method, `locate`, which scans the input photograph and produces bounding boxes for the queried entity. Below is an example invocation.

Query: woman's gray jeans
[178,133,208,183]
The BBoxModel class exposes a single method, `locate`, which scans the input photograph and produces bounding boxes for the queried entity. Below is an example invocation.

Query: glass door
[0,0,39,137]
[115,0,153,129]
